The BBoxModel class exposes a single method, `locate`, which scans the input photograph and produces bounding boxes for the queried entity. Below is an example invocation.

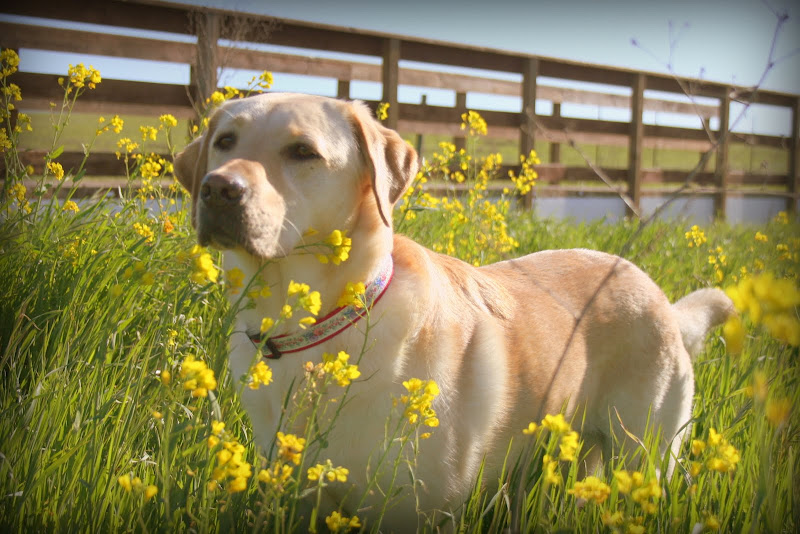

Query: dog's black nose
[200,172,248,207]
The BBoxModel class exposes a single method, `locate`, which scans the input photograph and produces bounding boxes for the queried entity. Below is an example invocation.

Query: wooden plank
[11,72,192,108]
[627,73,645,216]
[715,88,731,217]
[3,0,192,35]
[0,22,196,64]
[789,97,800,213]
[19,97,195,118]
[381,38,400,129]
[520,57,538,157]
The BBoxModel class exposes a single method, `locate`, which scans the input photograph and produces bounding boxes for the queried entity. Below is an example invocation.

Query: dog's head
[174,93,417,259]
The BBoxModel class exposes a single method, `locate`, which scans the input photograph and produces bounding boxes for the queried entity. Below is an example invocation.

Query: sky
[3,0,799,135]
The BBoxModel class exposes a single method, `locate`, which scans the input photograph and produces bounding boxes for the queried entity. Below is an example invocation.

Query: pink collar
[250,255,394,359]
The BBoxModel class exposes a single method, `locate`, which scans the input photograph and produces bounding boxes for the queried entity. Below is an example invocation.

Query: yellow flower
[766,398,791,427]
[542,454,561,485]
[322,229,352,265]
[558,430,579,462]
[226,267,245,294]
[522,422,539,435]
[188,245,219,284]
[110,115,124,133]
[287,280,309,296]
[722,315,745,354]
[118,474,132,492]
[144,485,158,500]
[298,291,322,315]
[280,304,293,319]
[325,511,361,533]
[376,102,390,121]
[47,161,65,180]
[337,281,366,308]
[133,222,155,243]
[276,432,306,465]
[62,200,80,213]
[773,211,790,224]
[298,316,317,329]
[322,351,361,387]
[755,231,768,242]
[260,317,275,333]
[704,512,721,531]
[460,110,488,136]
[160,369,171,385]
[541,413,571,434]
[159,114,178,128]
[307,459,349,483]
[258,461,294,489]
[613,470,644,494]
[179,355,217,397]
[568,475,611,504]
[248,360,273,390]
[399,377,439,426]
[684,225,707,248]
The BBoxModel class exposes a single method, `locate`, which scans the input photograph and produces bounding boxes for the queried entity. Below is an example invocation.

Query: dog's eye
[286,143,320,161]
[214,133,236,151]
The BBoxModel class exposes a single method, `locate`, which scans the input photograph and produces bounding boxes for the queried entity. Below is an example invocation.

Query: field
[2,53,799,533]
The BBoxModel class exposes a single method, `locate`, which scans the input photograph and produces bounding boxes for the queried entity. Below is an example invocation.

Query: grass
[2,56,799,532]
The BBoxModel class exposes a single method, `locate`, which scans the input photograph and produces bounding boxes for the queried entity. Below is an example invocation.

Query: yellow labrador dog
[174,93,733,529]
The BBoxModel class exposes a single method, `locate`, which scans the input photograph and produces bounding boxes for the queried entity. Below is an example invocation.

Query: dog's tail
[672,288,736,359]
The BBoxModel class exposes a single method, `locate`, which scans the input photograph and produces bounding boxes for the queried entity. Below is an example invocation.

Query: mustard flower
[631,479,660,514]
[522,422,538,435]
[144,485,158,500]
[541,413,571,434]
[160,369,171,385]
[542,454,561,485]
[133,222,155,243]
[258,461,294,489]
[186,245,219,284]
[773,211,790,224]
[337,281,366,308]
[399,377,440,426]
[685,225,707,248]
[47,161,65,181]
[179,355,217,397]
[568,475,611,504]
[722,315,744,354]
[558,430,579,462]
[159,114,178,128]
[226,267,245,294]
[376,102,390,121]
[460,110,488,136]
[322,351,361,387]
[755,231,768,243]
[613,469,644,494]
[307,459,349,483]
[260,317,275,333]
[110,115,124,133]
[62,200,80,213]
[118,474,132,492]
[320,229,352,265]
[276,432,306,465]
[325,511,361,533]
[248,360,273,390]
[766,398,790,427]
[1,49,20,78]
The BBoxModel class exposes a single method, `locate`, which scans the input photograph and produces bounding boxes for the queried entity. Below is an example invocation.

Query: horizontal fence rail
[1,0,798,217]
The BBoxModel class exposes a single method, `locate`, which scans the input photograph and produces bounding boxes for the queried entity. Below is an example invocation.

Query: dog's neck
[224,220,394,337]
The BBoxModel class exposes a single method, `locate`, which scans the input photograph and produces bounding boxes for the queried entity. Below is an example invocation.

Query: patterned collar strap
[250,255,394,359]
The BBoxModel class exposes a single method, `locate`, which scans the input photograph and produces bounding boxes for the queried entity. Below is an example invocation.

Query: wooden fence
[2,0,799,217]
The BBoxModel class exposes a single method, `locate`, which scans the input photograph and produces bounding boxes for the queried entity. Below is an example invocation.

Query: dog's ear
[350,102,418,227]
[173,125,212,227]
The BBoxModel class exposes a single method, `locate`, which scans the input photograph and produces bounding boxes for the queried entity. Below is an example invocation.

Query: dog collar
[250,255,394,359]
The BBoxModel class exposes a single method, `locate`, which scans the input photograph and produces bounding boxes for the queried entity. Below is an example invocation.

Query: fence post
[337,80,350,99]
[627,73,645,217]
[520,57,538,157]
[381,38,400,130]
[190,12,220,111]
[789,96,800,214]
[714,88,731,219]
[454,91,467,152]
[416,94,427,156]
[549,102,561,164]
